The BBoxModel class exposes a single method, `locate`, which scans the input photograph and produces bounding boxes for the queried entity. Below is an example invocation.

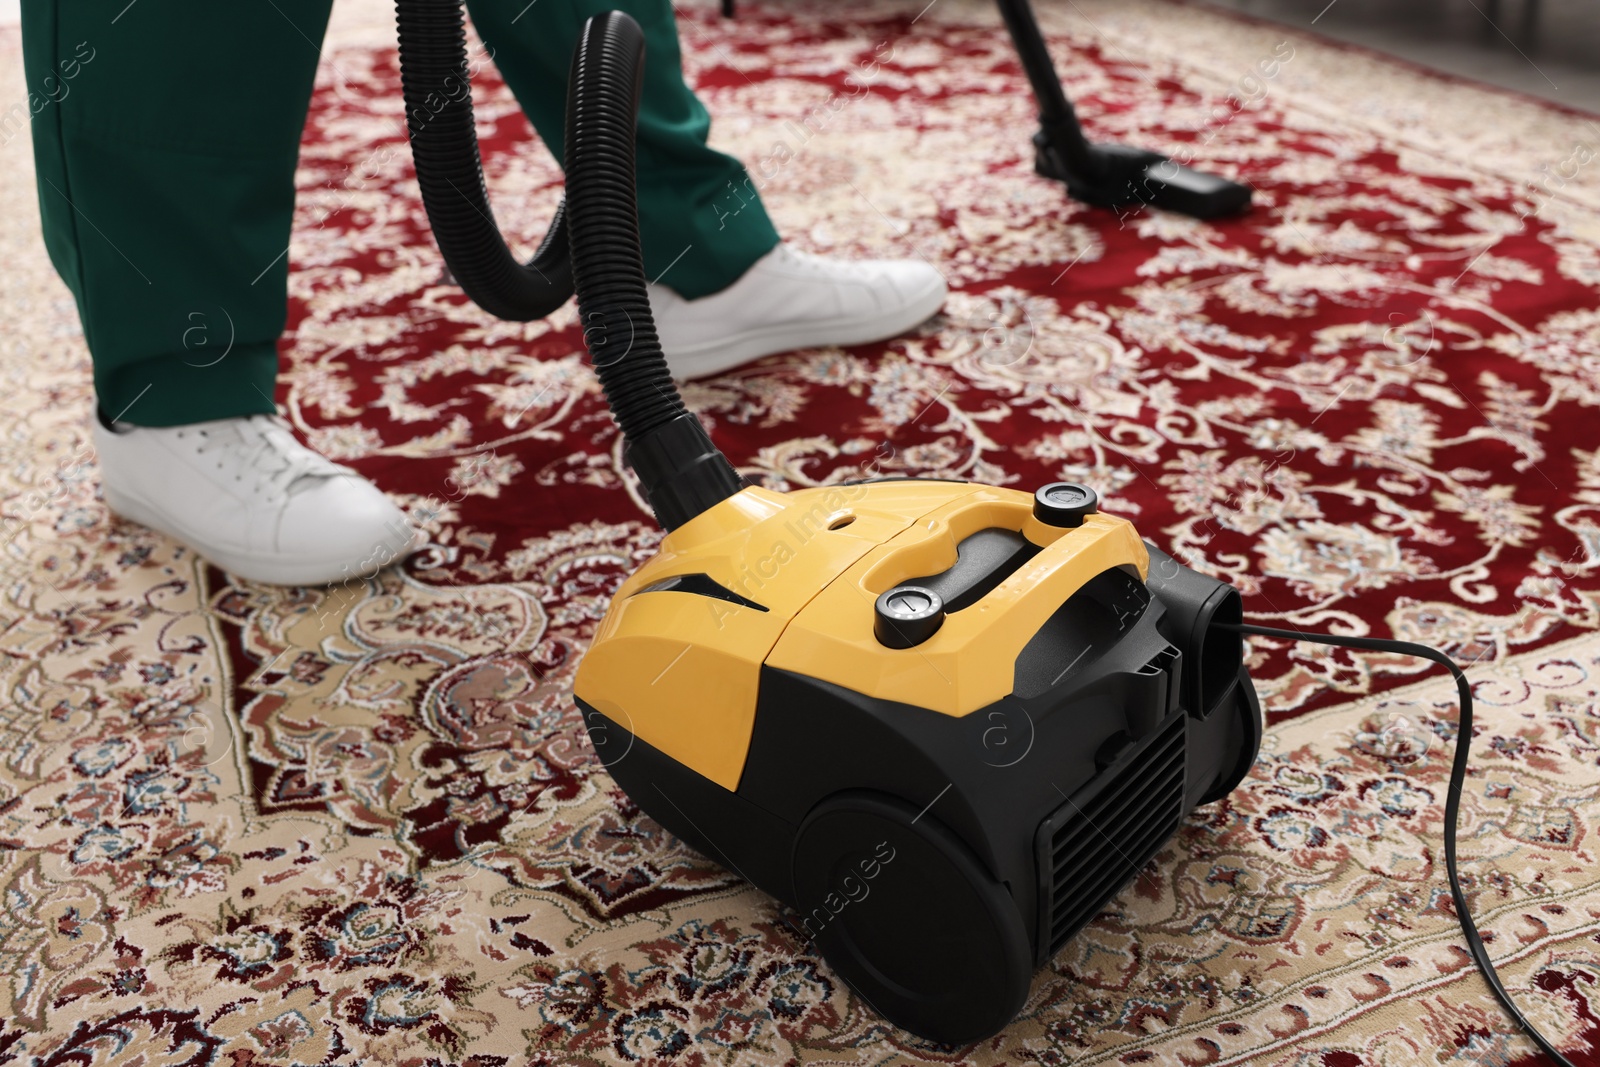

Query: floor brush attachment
[396,5,1264,1043]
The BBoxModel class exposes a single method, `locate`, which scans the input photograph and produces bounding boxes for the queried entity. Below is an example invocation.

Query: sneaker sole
[662,281,947,380]
[102,483,421,587]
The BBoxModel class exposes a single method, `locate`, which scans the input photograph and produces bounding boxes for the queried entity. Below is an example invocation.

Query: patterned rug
[2,0,1600,1062]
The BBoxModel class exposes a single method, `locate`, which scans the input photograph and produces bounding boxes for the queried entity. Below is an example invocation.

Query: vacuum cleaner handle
[395,3,743,530]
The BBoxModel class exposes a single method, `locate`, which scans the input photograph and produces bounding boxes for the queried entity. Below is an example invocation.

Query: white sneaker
[93,410,423,587]
[647,243,948,378]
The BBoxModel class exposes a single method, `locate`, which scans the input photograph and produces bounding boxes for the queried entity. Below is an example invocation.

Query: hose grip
[625,414,746,531]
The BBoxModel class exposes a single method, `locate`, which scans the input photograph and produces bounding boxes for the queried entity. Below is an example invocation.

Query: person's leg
[464,0,779,299]
[22,0,422,587]
[21,0,334,427]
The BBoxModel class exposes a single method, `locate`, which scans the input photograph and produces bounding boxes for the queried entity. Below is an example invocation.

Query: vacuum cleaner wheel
[791,791,1032,1045]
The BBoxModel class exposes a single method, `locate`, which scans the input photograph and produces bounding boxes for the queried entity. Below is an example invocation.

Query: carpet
[1,0,1599,1062]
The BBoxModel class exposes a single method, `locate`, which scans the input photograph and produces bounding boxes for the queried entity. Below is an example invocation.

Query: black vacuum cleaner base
[1034,136,1253,220]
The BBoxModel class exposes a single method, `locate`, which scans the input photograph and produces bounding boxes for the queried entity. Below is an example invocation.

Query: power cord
[1220,621,1579,1067]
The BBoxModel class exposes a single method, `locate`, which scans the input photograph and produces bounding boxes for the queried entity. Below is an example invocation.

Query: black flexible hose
[394,3,742,529]
[395,0,572,321]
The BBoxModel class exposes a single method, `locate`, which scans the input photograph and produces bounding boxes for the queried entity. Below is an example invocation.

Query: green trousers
[20,0,779,427]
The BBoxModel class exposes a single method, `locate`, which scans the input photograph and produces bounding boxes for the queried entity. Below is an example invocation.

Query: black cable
[1219,621,1578,1067]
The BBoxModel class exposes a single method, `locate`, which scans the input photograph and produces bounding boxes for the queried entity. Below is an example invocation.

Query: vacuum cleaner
[390,6,1582,1060]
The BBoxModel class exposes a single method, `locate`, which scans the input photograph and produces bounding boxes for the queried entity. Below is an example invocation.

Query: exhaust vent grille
[1035,711,1186,962]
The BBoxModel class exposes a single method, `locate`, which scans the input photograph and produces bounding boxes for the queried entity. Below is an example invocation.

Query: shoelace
[180,416,349,498]
[771,244,844,277]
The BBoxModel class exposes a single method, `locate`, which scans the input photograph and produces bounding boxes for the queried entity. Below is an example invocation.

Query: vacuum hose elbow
[395,3,743,529]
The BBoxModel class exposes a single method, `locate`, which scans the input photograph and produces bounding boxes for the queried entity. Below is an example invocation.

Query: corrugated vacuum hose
[394,0,573,320]
[393,3,742,529]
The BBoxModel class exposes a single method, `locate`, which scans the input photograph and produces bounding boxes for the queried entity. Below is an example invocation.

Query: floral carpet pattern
[2,0,1600,1062]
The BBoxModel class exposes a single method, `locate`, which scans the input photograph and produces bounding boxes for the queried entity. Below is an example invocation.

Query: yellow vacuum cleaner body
[576,478,1262,1043]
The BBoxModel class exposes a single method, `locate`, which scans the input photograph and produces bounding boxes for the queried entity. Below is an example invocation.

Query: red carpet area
[1,0,1598,1062]
[292,3,1600,721]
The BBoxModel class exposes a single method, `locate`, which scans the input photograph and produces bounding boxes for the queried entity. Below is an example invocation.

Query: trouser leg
[20,0,334,427]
